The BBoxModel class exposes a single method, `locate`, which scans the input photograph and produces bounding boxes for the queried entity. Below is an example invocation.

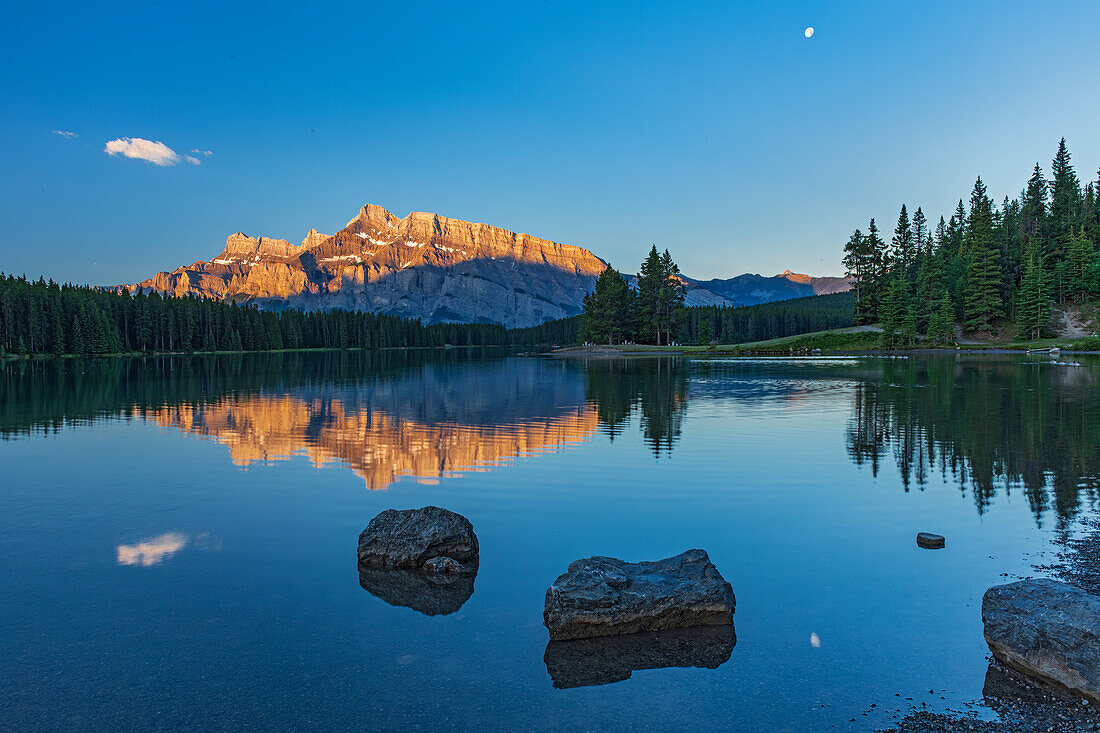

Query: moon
[804,27,814,38]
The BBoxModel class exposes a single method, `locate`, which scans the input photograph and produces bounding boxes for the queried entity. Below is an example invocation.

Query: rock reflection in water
[543,625,736,689]
[357,567,476,616]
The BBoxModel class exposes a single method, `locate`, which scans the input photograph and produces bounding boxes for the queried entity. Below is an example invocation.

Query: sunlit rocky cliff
[132,204,611,328]
[129,203,847,327]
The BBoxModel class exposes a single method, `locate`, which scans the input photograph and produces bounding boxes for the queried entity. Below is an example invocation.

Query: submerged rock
[917,532,946,549]
[358,567,476,616]
[982,578,1100,702]
[357,506,478,570]
[543,549,735,641]
[543,624,736,689]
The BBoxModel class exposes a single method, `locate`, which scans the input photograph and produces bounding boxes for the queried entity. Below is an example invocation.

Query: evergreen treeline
[506,315,583,348]
[0,274,515,355]
[581,245,687,345]
[513,294,855,347]
[843,138,1100,344]
[679,292,854,344]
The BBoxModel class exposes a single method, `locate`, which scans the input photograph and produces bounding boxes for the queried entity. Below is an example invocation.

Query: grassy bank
[554,327,1100,356]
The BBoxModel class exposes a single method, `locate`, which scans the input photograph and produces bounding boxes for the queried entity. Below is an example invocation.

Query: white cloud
[104,137,188,166]
[190,148,213,157]
[183,155,201,165]
[117,532,188,566]
[52,130,78,138]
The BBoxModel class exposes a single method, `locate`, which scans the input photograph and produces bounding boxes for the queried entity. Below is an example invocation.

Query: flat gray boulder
[357,506,478,571]
[982,578,1100,702]
[543,549,735,641]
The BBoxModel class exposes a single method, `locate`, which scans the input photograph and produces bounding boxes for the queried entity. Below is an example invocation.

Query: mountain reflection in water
[2,352,1099,523]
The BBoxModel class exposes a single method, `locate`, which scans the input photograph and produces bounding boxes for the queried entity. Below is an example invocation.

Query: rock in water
[543,549,735,641]
[543,625,736,689]
[357,506,478,570]
[982,578,1100,702]
[917,532,946,549]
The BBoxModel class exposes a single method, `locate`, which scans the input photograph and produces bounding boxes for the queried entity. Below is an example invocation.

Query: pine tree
[891,204,914,275]
[1067,227,1094,300]
[962,177,1004,334]
[912,207,930,258]
[914,251,935,333]
[879,273,902,346]
[1015,250,1051,339]
[635,246,665,344]
[842,229,873,324]
[879,272,916,348]
[863,219,888,321]
[1049,138,1083,263]
[927,292,956,345]
[657,249,686,345]
[949,200,967,255]
[582,264,634,344]
[1085,183,1099,248]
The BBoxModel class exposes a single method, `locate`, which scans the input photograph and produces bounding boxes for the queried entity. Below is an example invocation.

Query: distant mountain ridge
[686,270,852,307]
[130,203,848,327]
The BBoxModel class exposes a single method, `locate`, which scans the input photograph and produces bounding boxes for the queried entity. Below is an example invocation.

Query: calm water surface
[2,351,1099,731]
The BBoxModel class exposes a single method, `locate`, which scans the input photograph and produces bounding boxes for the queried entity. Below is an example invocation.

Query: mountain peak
[301,228,329,248]
[129,202,849,326]
[779,270,812,284]
[133,202,609,327]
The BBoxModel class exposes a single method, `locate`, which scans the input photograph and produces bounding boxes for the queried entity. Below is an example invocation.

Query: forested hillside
[0,271,853,355]
[0,275,508,355]
[843,138,1100,344]
[679,292,854,344]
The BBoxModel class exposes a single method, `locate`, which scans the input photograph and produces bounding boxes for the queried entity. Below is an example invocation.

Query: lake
[2,350,1098,731]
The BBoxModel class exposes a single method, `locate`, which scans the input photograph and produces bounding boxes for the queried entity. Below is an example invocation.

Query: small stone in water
[917,532,946,549]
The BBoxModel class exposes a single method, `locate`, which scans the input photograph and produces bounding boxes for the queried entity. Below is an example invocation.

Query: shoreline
[549,345,1100,358]
[0,344,512,362]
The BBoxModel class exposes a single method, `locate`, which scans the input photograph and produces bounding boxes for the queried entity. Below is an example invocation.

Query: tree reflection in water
[845,356,1100,527]
[583,357,688,457]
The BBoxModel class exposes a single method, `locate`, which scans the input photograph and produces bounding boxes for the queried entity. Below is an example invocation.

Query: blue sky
[2,0,1099,285]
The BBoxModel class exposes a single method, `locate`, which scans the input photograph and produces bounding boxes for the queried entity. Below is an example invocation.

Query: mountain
[686,271,851,307]
[130,203,848,326]
[132,204,608,328]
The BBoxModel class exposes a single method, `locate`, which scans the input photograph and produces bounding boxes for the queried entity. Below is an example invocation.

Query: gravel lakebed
[870,516,1100,732]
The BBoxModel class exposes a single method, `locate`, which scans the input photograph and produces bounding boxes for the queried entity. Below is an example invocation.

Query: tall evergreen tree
[891,204,915,274]
[1021,163,1048,251]
[912,207,931,260]
[1049,138,1083,262]
[1066,227,1095,300]
[962,177,1004,334]
[927,292,955,344]
[843,229,872,323]
[1015,250,1052,339]
[633,246,685,345]
[635,245,665,344]
[657,249,686,345]
[862,219,888,321]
